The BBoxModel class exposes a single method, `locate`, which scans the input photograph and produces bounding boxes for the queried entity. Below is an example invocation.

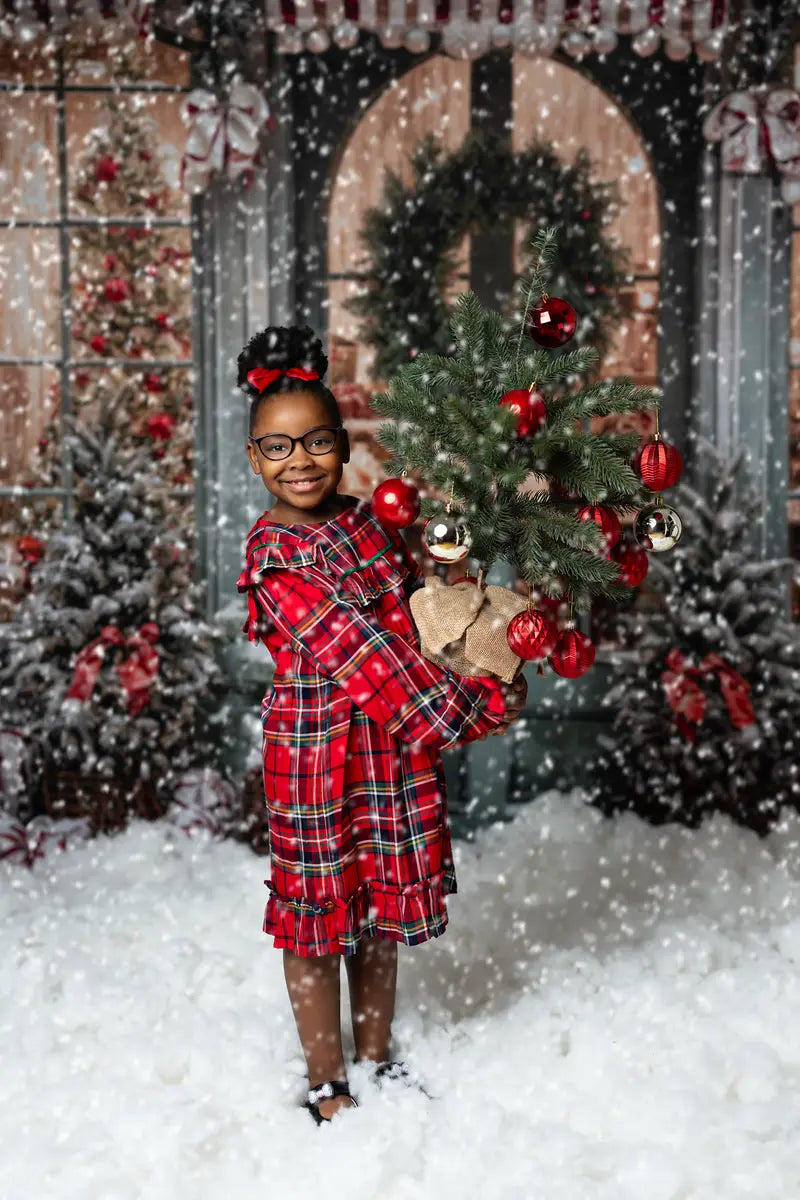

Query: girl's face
[245,389,350,520]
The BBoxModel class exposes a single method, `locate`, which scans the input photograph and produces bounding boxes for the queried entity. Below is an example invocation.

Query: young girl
[235,325,527,1125]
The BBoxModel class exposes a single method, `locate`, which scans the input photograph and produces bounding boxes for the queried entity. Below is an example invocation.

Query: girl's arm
[245,563,508,750]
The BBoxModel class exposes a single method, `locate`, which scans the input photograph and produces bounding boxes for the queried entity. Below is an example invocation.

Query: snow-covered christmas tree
[0,383,232,829]
[588,439,800,835]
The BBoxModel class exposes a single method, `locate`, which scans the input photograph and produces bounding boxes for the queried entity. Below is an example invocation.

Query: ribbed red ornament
[639,438,683,490]
[577,504,621,549]
[372,477,420,528]
[506,608,558,661]
[610,539,649,587]
[549,627,595,678]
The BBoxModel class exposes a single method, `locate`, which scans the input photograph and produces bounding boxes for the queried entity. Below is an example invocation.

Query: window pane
[0,92,59,222]
[0,32,58,85]
[0,494,63,623]
[69,226,192,363]
[0,364,60,488]
[67,91,190,221]
[62,20,191,87]
[0,230,62,359]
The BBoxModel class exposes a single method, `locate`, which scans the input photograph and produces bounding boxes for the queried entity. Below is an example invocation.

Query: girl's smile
[245,389,351,523]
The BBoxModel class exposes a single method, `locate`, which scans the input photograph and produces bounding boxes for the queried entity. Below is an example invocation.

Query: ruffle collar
[237,499,412,609]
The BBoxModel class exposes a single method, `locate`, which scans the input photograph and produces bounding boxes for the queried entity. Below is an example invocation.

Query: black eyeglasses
[249,425,344,462]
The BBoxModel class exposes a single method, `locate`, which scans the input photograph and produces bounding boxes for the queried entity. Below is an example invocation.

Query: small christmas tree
[0,384,232,827]
[370,227,665,677]
[588,439,800,835]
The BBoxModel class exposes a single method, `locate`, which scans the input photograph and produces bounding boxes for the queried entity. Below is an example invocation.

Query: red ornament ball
[103,253,117,272]
[155,313,171,330]
[372,477,420,528]
[639,437,683,490]
[578,504,621,550]
[525,297,578,348]
[507,608,558,661]
[104,278,131,303]
[498,388,547,437]
[95,155,120,183]
[146,412,176,441]
[89,335,109,355]
[549,627,595,678]
[610,539,649,587]
[17,534,45,565]
[144,373,164,394]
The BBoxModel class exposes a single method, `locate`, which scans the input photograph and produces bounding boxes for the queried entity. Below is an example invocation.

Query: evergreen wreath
[344,133,632,380]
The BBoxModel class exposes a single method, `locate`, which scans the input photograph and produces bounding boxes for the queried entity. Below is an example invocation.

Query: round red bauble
[146,412,176,441]
[498,388,547,437]
[155,313,171,330]
[104,278,131,303]
[144,373,164,394]
[145,193,160,209]
[578,504,621,550]
[372,478,420,528]
[17,534,45,564]
[525,297,578,348]
[610,539,649,587]
[639,438,683,490]
[507,608,558,661]
[549,627,595,678]
[95,155,120,183]
[104,253,117,272]
[89,335,109,355]
[76,373,90,388]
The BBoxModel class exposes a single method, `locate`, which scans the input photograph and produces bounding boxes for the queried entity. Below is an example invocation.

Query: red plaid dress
[236,496,507,958]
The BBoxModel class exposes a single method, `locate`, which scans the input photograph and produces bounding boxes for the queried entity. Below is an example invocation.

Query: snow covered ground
[4,788,800,1200]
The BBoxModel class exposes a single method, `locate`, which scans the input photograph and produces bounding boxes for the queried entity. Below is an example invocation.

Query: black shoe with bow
[304,1078,359,1125]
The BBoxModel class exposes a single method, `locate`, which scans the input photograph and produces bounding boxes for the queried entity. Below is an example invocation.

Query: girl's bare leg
[344,937,399,1063]
[283,949,357,1118]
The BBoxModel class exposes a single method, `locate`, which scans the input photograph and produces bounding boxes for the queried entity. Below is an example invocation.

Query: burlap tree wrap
[409,577,530,684]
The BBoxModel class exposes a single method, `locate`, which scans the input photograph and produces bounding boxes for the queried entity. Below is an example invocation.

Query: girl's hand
[479,674,528,739]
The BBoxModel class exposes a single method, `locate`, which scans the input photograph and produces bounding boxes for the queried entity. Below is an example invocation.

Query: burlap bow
[409,577,530,684]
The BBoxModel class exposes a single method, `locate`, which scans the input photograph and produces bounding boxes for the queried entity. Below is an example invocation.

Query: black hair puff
[236,325,329,398]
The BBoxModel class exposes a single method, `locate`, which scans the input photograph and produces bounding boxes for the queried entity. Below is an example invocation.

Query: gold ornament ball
[633,502,683,552]
[422,512,473,562]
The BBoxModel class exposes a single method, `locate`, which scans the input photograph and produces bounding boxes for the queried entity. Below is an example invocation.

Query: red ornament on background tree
[17,535,45,565]
[372,476,421,528]
[638,433,683,490]
[95,155,120,183]
[525,297,577,348]
[578,504,621,550]
[498,387,547,437]
[506,607,558,661]
[104,278,131,303]
[549,626,596,678]
[610,538,649,587]
[146,412,176,441]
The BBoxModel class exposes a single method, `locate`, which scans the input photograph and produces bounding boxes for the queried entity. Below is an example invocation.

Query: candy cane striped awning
[269,0,729,58]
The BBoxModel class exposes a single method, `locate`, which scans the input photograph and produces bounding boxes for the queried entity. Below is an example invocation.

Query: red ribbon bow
[246,366,320,393]
[661,649,756,743]
[66,623,161,717]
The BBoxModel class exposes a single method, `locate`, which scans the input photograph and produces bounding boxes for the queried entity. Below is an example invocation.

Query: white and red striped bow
[180,81,272,196]
[703,86,800,203]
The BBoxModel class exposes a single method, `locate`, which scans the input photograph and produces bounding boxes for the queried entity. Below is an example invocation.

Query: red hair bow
[246,366,320,393]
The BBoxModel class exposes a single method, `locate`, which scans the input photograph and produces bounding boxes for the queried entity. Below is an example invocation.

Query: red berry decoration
[525,297,577,348]
[578,504,621,550]
[549,626,595,678]
[638,436,683,490]
[610,539,649,587]
[506,608,558,661]
[498,388,547,437]
[372,477,420,528]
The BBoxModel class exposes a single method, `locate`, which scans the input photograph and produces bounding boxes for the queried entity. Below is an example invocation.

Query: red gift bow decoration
[246,366,320,393]
[179,82,273,196]
[66,623,160,717]
[661,649,756,743]
[703,86,800,202]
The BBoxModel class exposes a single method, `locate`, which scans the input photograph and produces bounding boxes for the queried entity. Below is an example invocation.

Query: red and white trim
[269,0,729,57]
